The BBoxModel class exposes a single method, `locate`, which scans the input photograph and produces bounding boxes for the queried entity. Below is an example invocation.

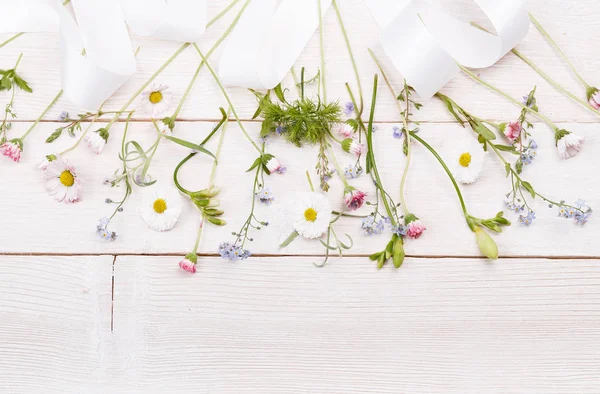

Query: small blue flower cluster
[344,102,355,116]
[504,197,525,214]
[96,217,117,241]
[392,126,403,139]
[391,224,407,236]
[520,140,538,165]
[558,199,592,225]
[361,215,385,235]
[518,211,536,226]
[256,187,275,205]
[344,164,363,179]
[219,242,251,261]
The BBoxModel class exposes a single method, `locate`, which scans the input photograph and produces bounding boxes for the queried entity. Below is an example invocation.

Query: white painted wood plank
[0,255,113,393]
[1,0,600,123]
[112,255,600,393]
[0,120,597,256]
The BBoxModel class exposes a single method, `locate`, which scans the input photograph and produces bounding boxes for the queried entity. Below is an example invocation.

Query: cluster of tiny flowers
[344,164,363,179]
[344,102,355,116]
[256,187,275,205]
[504,197,526,214]
[361,215,385,235]
[520,140,538,165]
[96,217,117,241]
[518,210,536,226]
[558,199,592,225]
[218,242,251,261]
[58,111,69,121]
[392,126,403,139]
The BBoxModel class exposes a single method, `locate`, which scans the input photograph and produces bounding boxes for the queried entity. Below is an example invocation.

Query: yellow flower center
[304,208,318,222]
[458,152,472,167]
[59,170,75,187]
[149,91,163,104]
[153,198,167,214]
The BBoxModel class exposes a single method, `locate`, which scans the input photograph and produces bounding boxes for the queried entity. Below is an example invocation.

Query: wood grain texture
[0,120,597,256]
[0,0,600,123]
[0,255,113,393]
[111,255,600,393]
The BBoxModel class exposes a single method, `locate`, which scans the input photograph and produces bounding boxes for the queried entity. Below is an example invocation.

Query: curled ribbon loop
[122,0,207,42]
[366,0,529,98]
[58,0,136,109]
[219,0,332,89]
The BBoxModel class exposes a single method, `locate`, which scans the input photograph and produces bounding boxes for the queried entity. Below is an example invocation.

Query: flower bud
[474,227,498,260]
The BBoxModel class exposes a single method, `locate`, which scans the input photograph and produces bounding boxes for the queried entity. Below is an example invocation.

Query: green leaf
[279,231,299,248]
[439,96,465,126]
[273,83,286,103]
[205,216,226,226]
[338,234,353,250]
[494,144,517,153]
[163,135,217,161]
[319,239,338,251]
[260,120,272,138]
[13,74,32,93]
[369,252,382,261]
[521,181,536,199]
[45,129,63,143]
[246,157,262,172]
[474,123,496,141]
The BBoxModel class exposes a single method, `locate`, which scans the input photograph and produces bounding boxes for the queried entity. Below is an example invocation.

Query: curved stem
[173,152,196,195]
[512,48,600,116]
[529,13,590,90]
[459,65,559,132]
[209,109,231,187]
[409,132,469,220]
[21,89,63,141]
[332,0,363,113]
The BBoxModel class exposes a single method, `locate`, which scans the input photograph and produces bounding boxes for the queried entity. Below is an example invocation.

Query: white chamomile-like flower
[140,187,182,232]
[141,83,172,119]
[451,139,486,184]
[84,131,107,154]
[292,192,332,239]
[44,158,81,203]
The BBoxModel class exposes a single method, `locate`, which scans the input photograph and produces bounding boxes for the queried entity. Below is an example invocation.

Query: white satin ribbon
[366,0,529,98]
[58,0,136,109]
[0,0,207,108]
[219,0,332,90]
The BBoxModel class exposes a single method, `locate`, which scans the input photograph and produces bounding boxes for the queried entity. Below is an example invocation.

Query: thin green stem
[0,33,24,49]
[194,46,262,154]
[410,132,469,221]
[207,0,241,28]
[332,0,363,113]
[192,220,205,253]
[59,103,107,155]
[327,144,349,188]
[512,48,599,115]
[459,65,559,132]
[20,90,63,141]
[317,0,327,101]
[13,53,24,69]
[209,109,231,186]
[306,170,315,192]
[529,13,590,90]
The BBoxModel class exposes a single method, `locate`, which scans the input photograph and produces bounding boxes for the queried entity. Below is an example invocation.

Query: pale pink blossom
[0,141,22,162]
[342,138,365,157]
[338,123,354,138]
[266,157,286,174]
[589,91,600,110]
[343,188,366,210]
[503,122,522,142]
[405,220,426,239]
[557,133,585,160]
[179,258,197,273]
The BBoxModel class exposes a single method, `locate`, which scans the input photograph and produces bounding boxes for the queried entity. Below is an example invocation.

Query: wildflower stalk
[332,0,363,114]
[20,89,63,141]
[0,33,24,49]
[327,145,350,189]
[194,46,262,154]
[317,0,327,101]
[459,65,560,133]
[59,102,107,156]
[168,0,250,122]
[529,13,590,90]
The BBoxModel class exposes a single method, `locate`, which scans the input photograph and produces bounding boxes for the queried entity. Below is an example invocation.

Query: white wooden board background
[1,0,600,392]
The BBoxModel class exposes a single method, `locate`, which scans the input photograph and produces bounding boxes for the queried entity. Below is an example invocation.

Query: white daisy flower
[84,131,107,154]
[556,132,585,160]
[141,83,172,119]
[44,158,82,203]
[140,187,183,231]
[451,139,486,184]
[292,192,332,239]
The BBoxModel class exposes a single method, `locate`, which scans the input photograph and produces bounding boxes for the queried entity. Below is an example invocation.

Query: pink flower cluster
[503,122,522,142]
[0,141,22,162]
[344,188,366,210]
[405,220,426,239]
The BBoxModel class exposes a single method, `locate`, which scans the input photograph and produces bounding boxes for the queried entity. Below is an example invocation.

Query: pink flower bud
[338,124,354,138]
[266,157,286,174]
[343,188,366,210]
[179,253,198,273]
[342,138,365,157]
[503,122,522,142]
[405,220,426,239]
[589,91,600,110]
[0,141,22,162]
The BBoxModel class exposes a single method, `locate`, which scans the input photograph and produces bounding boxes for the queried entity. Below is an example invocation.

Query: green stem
[207,0,242,28]
[459,65,559,132]
[0,33,24,49]
[529,13,590,90]
[332,0,363,113]
[317,0,327,102]
[194,46,262,154]
[13,53,24,69]
[173,153,196,195]
[306,170,315,192]
[512,48,599,115]
[20,90,63,141]
[59,103,107,155]
[192,220,205,253]
[327,144,349,188]
[209,110,231,187]
[409,132,469,221]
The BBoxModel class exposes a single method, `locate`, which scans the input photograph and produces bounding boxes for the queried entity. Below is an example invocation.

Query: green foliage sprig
[0,54,32,143]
